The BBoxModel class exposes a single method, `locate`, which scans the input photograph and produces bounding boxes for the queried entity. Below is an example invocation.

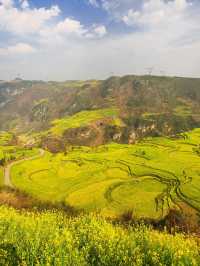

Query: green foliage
[0,206,199,266]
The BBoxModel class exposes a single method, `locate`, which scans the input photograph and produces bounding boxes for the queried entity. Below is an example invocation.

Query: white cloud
[0,42,35,55]
[0,0,107,40]
[88,0,99,8]
[39,19,107,45]
[0,1,60,34]
[0,0,13,9]
[122,0,190,28]
[85,25,107,38]
[54,18,86,35]
[38,18,88,46]
[19,0,29,9]
[175,0,188,9]
[0,0,200,80]
[88,0,140,19]
[93,25,107,37]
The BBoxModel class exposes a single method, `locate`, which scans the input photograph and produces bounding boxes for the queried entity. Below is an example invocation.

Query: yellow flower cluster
[0,206,199,266]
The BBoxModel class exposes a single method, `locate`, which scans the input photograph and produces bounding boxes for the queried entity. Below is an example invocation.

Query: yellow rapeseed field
[0,206,199,265]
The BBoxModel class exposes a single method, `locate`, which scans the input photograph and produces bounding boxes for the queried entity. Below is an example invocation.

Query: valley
[1,75,200,265]
[1,75,200,221]
[0,128,200,221]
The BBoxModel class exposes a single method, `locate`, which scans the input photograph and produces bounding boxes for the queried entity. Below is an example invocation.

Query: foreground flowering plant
[0,206,199,265]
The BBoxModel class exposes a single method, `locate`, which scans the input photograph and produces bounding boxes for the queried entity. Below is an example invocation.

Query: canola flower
[0,206,200,266]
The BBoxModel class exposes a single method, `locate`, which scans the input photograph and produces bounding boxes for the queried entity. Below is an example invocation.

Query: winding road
[4,149,45,188]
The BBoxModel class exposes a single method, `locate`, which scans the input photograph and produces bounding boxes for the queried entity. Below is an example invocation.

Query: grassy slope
[11,128,200,218]
[49,108,120,136]
[0,205,199,266]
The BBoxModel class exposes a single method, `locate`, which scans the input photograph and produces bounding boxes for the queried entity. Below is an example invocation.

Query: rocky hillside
[0,75,200,150]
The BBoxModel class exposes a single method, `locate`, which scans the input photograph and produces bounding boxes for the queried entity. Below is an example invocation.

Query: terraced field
[0,131,39,187]
[11,128,200,218]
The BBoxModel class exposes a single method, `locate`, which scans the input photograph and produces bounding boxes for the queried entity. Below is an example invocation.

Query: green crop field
[11,128,200,219]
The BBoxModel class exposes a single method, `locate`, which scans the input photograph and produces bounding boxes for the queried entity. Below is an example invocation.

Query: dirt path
[4,149,45,188]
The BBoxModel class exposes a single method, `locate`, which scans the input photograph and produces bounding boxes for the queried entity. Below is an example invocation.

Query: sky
[0,0,200,80]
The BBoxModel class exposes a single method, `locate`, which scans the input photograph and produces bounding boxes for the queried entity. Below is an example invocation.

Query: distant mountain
[0,75,200,150]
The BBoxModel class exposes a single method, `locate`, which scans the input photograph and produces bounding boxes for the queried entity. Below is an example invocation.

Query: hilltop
[0,75,200,151]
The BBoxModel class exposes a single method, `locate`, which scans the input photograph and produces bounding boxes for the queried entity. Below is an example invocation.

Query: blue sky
[32,0,108,25]
[0,0,200,80]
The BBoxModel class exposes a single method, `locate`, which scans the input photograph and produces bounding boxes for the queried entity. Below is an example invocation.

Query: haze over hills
[0,74,200,151]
